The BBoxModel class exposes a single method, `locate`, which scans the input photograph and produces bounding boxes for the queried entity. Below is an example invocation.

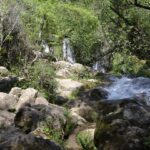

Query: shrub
[63,109,77,139]
[112,52,146,75]
[19,60,57,102]
[43,126,64,146]
[77,130,96,150]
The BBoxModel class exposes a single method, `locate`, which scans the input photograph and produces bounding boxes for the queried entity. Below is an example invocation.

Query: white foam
[104,76,150,102]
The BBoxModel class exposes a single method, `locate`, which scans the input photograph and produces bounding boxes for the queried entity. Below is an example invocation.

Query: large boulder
[68,100,97,122]
[35,97,49,106]
[54,61,87,72]
[0,92,18,110]
[56,78,83,98]
[16,88,38,110]
[54,61,90,79]
[70,105,97,123]
[0,76,19,92]
[0,66,9,76]
[0,127,62,150]
[56,68,72,78]
[9,87,22,98]
[94,99,150,150]
[15,104,67,133]
[82,87,108,102]
[0,111,15,129]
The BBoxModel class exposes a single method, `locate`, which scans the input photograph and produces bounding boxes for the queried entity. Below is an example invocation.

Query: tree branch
[110,6,132,26]
[134,0,150,10]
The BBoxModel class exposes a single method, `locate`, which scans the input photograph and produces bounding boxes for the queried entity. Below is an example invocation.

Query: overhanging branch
[134,0,150,10]
[110,6,132,25]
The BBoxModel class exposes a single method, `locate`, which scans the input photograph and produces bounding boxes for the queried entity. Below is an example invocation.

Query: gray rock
[0,127,63,150]
[35,97,49,106]
[9,87,22,98]
[0,76,19,92]
[83,87,108,102]
[0,111,15,129]
[0,66,9,76]
[16,88,38,110]
[94,99,150,150]
[15,103,67,133]
[0,92,18,110]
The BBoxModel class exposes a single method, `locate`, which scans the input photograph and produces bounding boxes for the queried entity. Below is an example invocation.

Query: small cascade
[62,38,76,64]
[42,41,50,54]
[104,76,150,103]
[92,61,106,73]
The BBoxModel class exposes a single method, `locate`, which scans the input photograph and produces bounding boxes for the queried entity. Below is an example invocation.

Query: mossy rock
[94,99,150,150]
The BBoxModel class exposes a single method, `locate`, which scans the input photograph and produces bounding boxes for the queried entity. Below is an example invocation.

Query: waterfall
[92,61,106,73]
[62,38,76,64]
[104,76,150,103]
[42,41,50,53]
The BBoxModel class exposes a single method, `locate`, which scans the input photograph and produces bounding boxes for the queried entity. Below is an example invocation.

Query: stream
[103,76,150,103]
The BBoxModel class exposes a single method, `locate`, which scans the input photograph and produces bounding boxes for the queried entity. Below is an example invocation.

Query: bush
[43,126,64,146]
[21,0,99,64]
[63,109,77,139]
[112,52,146,75]
[77,130,96,150]
[19,60,57,102]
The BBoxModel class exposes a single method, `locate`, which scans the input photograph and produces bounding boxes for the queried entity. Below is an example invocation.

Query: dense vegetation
[0,1,150,149]
[0,0,150,73]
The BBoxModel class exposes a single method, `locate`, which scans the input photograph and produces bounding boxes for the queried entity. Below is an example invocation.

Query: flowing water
[62,38,76,64]
[92,61,106,73]
[42,41,50,53]
[104,76,150,103]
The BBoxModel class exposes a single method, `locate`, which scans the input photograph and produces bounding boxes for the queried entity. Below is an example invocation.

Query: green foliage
[1,0,150,74]
[112,52,146,75]
[20,0,99,64]
[63,109,77,138]
[19,60,57,102]
[42,109,76,147]
[77,130,96,150]
[43,127,64,146]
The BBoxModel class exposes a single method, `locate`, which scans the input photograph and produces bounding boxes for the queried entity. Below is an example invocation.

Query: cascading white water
[104,76,150,102]
[92,61,106,73]
[62,38,76,64]
[42,41,50,53]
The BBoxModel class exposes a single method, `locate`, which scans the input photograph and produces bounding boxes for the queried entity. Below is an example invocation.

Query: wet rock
[94,99,150,150]
[55,96,68,105]
[83,87,108,101]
